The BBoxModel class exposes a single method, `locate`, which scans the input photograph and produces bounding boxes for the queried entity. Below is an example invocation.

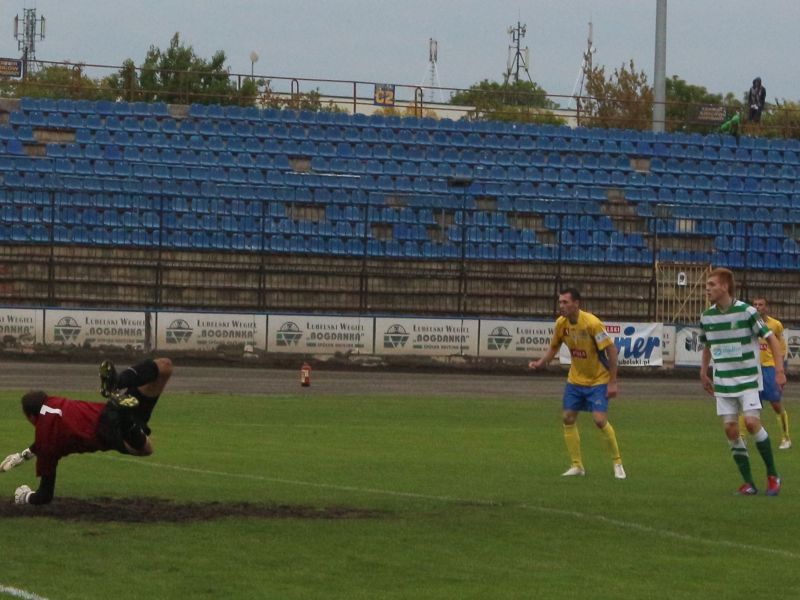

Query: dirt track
[0,360,710,400]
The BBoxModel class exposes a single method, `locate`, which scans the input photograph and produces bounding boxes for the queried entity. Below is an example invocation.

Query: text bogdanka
[413,323,469,343]
[83,316,144,337]
[0,314,34,334]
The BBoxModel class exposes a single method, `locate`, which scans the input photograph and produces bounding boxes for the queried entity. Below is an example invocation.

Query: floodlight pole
[249,51,259,79]
[653,0,667,132]
[448,176,472,317]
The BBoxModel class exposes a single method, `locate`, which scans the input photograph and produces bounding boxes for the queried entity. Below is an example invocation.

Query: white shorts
[716,389,762,418]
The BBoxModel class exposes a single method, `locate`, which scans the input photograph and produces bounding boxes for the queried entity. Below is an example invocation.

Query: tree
[449,78,565,125]
[581,60,653,130]
[761,100,800,139]
[108,33,251,105]
[664,76,743,133]
[0,64,112,100]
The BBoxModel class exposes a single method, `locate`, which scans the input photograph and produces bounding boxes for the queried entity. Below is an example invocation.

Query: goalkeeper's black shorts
[95,401,146,454]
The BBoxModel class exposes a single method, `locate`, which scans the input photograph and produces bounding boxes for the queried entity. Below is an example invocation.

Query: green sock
[730,439,754,484]
[755,438,778,478]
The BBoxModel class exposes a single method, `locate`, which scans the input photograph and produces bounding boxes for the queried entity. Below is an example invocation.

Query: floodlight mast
[14,8,45,79]
[653,0,667,132]
[249,51,259,79]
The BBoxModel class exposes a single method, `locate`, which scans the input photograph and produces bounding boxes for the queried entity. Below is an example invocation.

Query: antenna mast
[420,38,444,104]
[14,8,45,79]
[571,20,596,121]
[504,21,533,85]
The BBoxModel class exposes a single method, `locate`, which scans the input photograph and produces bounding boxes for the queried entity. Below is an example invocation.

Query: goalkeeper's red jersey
[33,396,110,477]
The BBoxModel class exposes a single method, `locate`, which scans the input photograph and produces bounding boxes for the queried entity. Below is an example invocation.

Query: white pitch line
[98,455,800,560]
[0,585,50,600]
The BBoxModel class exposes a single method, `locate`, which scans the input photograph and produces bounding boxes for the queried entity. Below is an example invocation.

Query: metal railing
[2,185,799,324]
[2,59,800,137]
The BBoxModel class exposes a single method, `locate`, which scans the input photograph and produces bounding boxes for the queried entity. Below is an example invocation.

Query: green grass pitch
[0,385,798,599]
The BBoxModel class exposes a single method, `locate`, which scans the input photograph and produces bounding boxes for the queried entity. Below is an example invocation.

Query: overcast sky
[4,0,798,104]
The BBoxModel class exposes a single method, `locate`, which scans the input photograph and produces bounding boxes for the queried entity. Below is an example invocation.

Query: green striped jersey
[700,300,772,396]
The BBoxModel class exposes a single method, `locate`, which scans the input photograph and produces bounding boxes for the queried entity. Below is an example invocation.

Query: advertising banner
[675,326,705,367]
[156,312,266,351]
[661,325,676,366]
[374,317,478,356]
[0,58,22,78]
[478,319,554,358]
[783,328,800,369]
[45,309,146,349]
[559,322,664,367]
[268,314,373,354]
[0,307,42,347]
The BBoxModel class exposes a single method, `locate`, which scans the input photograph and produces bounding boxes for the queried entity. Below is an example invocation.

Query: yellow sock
[778,409,790,440]
[563,424,583,468]
[738,415,748,437]
[600,422,622,465]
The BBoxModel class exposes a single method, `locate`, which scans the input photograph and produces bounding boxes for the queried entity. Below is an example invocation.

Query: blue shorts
[760,366,782,403]
[563,383,609,413]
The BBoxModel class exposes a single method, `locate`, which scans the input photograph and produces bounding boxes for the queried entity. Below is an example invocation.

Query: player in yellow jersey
[529,288,625,479]
[753,297,791,449]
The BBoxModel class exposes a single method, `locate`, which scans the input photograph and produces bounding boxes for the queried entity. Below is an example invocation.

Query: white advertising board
[45,309,146,349]
[675,326,705,367]
[374,317,479,356]
[156,312,266,351]
[781,328,800,368]
[558,322,664,367]
[661,325,676,366]
[268,314,373,354]
[0,307,42,346]
[478,319,554,358]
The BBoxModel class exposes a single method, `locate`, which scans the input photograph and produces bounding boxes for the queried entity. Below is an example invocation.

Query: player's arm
[776,325,788,362]
[700,346,714,395]
[765,333,787,390]
[529,344,559,370]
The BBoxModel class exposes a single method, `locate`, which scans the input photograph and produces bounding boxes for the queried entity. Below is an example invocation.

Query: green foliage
[450,78,557,109]
[449,78,565,125]
[582,60,653,130]
[665,76,724,133]
[0,64,113,100]
[760,100,800,138]
[663,76,745,134]
[108,32,250,105]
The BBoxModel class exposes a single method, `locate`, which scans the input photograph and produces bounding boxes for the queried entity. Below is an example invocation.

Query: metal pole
[653,0,667,132]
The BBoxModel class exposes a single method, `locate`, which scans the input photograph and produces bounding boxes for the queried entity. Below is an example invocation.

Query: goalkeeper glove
[0,448,33,473]
[14,484,33,504]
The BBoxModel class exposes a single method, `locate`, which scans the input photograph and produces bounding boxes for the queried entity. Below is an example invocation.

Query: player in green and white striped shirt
[700,268,786,496]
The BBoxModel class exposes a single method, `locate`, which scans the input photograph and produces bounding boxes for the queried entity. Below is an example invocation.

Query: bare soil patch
[0,496,384,523]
